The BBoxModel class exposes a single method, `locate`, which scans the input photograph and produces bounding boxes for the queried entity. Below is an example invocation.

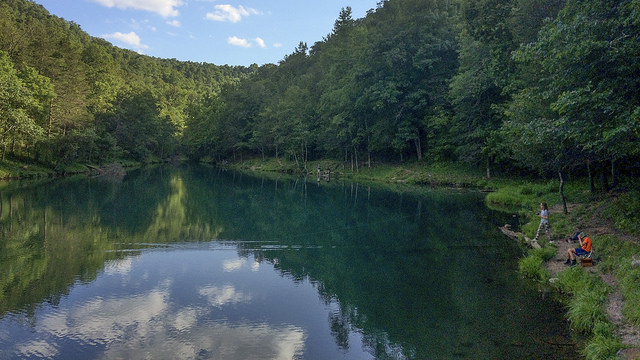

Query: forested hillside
[1,0,639,185]
[0,0,253,167]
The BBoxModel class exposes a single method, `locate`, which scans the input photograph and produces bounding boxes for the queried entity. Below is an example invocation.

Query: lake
[0,165,577,359]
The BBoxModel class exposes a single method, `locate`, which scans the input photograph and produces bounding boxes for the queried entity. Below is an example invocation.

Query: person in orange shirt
[565,232,592,266]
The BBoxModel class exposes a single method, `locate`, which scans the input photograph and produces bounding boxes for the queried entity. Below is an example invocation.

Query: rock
[499,225,542,249]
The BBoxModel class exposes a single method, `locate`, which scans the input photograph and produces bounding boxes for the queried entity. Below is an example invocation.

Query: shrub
[518,254,550,282]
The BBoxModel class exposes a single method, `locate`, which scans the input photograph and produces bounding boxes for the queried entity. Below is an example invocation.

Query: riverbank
[543,202,640,360]
[228,158,640,359]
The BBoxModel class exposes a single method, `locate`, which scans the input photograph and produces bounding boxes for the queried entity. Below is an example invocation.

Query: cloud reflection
[15,340,58,358]
[103,257,133,276]
[198,284,251,308]
[222,258,261,272]
[101,321,305,360]
[222,258,246,272]
[14,285,305,360]
[39,289,169,343]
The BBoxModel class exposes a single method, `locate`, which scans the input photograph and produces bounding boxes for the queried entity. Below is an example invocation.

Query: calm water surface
[0,165,577,359]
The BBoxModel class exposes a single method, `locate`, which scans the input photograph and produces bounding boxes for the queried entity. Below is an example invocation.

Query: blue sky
[34,0,378,67]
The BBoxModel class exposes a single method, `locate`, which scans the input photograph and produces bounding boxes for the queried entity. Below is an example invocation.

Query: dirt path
[545,204,640,359]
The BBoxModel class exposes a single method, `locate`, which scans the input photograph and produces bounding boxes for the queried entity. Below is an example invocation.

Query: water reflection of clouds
[15,284,305,359]
[198,284,252,308]
[222,258,246,272]
[39,289,169,343]
[15,340,58,358]
[100,321,305,360]
[222,258,261,272]
[103,257,133,276]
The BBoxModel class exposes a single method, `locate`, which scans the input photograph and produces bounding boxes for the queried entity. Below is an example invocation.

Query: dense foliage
[0,0,253,167]
[1,0,638,185]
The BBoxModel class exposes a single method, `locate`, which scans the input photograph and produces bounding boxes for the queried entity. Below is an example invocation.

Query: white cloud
[205,4,259,23]
[90,0,183,18]
[166,19,181,27]
[227,36,269,49]
[228,36,251,48]
[102,31,149,50]
[273,43,283,48]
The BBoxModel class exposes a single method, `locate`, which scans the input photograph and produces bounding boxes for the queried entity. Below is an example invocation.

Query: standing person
[565,232,592,266]
[534,202,552,243]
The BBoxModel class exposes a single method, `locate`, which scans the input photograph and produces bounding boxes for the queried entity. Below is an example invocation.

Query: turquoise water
[0,165,577,359]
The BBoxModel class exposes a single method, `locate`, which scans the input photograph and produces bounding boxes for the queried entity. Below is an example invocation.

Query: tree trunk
[601,162,609,191]
[355,147,359,172]
[414,136,422,161]
[611,158,617,189]
[350,150,354,172]
[559,169,568,215]
[587,159,595,192]
[486,159,491,179]
[344,147,348,169]
[48,100,53,138]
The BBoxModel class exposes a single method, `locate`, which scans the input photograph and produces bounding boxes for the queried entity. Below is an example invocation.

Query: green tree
[102,87,176,162]
[183,92,226,161]
[0,51,48,160]
[507,0,640,186]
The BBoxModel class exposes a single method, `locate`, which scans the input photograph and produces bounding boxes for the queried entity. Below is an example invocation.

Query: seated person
[565,232,592,266]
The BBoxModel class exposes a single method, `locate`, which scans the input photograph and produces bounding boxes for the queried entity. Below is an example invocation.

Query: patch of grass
[596,235,640,325]
[531,246,557,261]
[567,290,609,333]
[485,181,560,216]
[351,162,488,187]
[518,246,555,282]
[601,190,640,235]
[0,157,53,179]
[555,266,608,297]
[353,163,420,183]
[618,264,640,325]
[553,266,618,356]
[553,266,623,360]
[582,332,624,360]
[518,255,549,281]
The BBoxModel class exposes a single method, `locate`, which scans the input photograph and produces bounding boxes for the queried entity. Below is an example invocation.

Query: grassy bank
[0,154,159,181]
[490,182,640,359]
